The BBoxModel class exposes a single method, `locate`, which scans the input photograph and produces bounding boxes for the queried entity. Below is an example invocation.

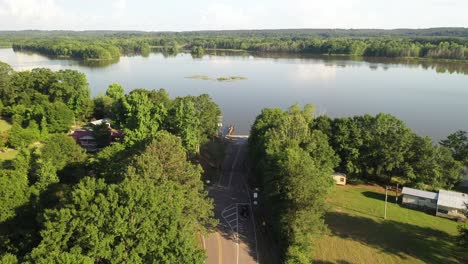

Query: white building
[401,187,438,211]
[332,173,347,186]
[436,190,468,220]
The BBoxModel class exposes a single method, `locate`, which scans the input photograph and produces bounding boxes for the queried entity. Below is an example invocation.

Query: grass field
[314,185,467,264]
[0,118,11,133]
[0,118,18,162]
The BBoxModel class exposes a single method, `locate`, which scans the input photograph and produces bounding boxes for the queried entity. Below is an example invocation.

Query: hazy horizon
[1,27,468,33]
[0,0,467,31]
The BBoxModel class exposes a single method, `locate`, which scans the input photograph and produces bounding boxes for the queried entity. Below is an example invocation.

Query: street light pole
[384,186,388,219]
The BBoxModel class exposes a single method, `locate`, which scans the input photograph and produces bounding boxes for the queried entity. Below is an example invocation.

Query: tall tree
[165,98,200,153]
[122,90,167,145]
[249,104,337,263]
[440,130,468,165]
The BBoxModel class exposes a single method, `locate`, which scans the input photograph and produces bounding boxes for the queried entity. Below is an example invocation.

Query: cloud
[0,0,467,31]
[198,3,253,30]
[0,0,64,25]
[111,0,127,16]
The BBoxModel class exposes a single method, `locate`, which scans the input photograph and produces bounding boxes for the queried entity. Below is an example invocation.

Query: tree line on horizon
[2,29,468,60]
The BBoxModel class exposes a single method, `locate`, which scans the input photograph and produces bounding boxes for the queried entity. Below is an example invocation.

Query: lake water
[1,48,467,140]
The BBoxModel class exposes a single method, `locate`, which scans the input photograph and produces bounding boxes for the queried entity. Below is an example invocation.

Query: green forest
[2,28,468,60]
[0,61,221,263]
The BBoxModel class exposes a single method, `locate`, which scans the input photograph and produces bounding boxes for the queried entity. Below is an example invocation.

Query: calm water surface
[1,48,467,140]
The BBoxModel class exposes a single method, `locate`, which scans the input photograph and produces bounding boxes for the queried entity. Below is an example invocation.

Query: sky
[0,0,467,31]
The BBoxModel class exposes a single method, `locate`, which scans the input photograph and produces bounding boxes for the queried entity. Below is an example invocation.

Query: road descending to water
[204,137,259,264]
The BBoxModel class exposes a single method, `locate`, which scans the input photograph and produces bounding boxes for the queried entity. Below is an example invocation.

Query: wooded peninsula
[1,28,468,61]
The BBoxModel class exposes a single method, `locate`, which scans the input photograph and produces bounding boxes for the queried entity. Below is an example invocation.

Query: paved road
[204,137,258,264]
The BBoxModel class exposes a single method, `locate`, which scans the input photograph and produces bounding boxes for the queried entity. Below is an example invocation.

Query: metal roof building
[437,190,468,210]
[401,187,438,212]
[400,187,467,220]
[436,190,468,220]
[401,187,438,200]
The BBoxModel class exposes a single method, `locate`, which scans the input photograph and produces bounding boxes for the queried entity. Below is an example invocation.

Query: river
[1,48,467,140]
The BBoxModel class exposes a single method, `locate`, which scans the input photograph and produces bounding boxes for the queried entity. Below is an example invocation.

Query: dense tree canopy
[0,62,221,262]
[28,178,207,263]
[440,130,468,165]
[3,30,468,62]
[311,115,464,189]
[249,104,338,263]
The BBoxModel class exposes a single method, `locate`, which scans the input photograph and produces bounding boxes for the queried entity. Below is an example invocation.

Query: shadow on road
[208,137,259,263]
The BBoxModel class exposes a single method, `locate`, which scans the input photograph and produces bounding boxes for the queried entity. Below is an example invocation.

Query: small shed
[436,190,468,221]
[332,173,347,186]
[401,187,438,212]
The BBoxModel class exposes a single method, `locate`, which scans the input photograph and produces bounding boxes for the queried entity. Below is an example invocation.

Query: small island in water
[186,75,248,82]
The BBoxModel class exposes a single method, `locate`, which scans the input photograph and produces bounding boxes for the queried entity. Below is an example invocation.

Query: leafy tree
[249,104,337,263]
[28,177,206,264]
[106,83,125,100]
[122,90,167,145]
[31,159,59,193]
[40,134,87,172]
[440,130,468,165]
[91,123,112,148]
[312,115,332,139]
[29,133,213,263]
[458,203,468,248]
[0,61,13,105]
[0,253,18,264]
[45,102,74,133]
[364,113,413,180]
[165,98,200,153]
[0,170,29,223]
[92,95,114,120]
[125,131,215,229]
[7,122,40,149]
[39,117,48,139]
[187,94,221,141]
[434,147,463,189]
[50,70,91,120]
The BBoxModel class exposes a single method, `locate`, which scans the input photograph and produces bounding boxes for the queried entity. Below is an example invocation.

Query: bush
[7,122,40,148]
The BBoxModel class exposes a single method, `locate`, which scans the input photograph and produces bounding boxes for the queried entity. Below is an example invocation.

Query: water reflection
[8,48,468,75]
[0,47,467,140]
[291,63,337,82]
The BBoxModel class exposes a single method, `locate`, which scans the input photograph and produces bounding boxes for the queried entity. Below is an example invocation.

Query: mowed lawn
[314,185,468,264]
[0,118,17,161]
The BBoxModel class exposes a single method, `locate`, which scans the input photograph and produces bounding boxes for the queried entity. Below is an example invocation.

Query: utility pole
[395,183,399,203]
[384,186,388,219]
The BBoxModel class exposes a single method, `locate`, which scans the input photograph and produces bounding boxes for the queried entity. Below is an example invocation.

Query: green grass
[0,148,18,161]
[0,119,17,162]
[0,119,11,133]
[314,185,467,264]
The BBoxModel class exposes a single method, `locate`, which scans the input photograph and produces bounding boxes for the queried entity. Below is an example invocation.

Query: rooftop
[437,190,468,210]
[401,187,438,200]
[332,172,347,178]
